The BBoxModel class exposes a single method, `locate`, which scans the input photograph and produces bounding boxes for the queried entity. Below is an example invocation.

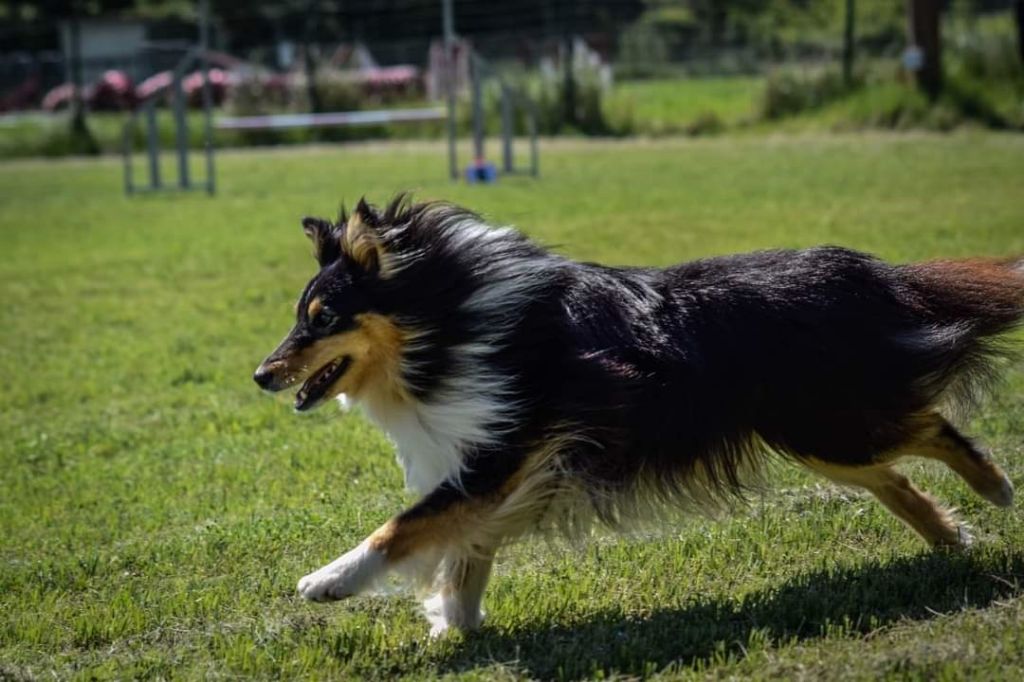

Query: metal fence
[2,3,1020,117]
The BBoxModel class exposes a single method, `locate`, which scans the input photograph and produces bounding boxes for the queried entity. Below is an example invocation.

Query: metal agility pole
[123,0,215,196]
[464,51,539,182]
[442,0,537,183]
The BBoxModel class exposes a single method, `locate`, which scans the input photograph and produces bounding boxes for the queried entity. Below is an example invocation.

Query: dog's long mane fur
[308,195,1024,536]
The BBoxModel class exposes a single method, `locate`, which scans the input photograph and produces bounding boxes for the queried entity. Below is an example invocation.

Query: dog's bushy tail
[901,255,1024,412]
[905,256,1024,335]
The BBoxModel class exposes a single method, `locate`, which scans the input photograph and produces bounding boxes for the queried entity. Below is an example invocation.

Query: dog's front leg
[296,535,389,602]
[297,448,541,634]
[297,479,498,605]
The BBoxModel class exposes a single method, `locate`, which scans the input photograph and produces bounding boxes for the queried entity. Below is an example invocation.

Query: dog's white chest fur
[357,382,507,494]
[359,397,463,494]
[356,393,468,493]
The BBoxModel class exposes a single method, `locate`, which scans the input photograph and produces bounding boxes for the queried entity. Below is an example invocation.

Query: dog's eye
[310,309,335,329]
[305,297,336,330]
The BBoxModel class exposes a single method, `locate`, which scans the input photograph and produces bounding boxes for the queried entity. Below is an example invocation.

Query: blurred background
[1,0,1022,158]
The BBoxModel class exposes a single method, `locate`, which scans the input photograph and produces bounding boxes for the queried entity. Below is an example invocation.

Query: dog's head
[253,197,410,411]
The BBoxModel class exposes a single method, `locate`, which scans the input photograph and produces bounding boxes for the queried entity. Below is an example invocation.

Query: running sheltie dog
[254,196,1023,635]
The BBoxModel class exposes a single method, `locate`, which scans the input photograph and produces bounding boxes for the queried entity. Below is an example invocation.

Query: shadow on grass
[436,549,1024,679]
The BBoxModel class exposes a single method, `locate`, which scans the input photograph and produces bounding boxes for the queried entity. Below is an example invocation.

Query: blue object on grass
[465,161,498,184]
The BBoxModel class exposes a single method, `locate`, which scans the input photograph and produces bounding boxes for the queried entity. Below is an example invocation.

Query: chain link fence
[2,1,1022,147]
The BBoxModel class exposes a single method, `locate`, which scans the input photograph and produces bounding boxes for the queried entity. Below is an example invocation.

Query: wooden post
[146,104,161,190]
[500,86,513,173]
[67,3,97,154]
[528,101,538,178]
[1015,0,1024,65]
[172,73,189,188]
[303,0,322,114]
[470,54,484,163]
[561,2,575,130]
[199,0,215,195]
[442,0,458,180]
[906,0,942,99]
[842,0,856,86]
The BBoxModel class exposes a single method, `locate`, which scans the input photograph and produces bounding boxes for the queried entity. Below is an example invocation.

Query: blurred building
[60,17,147,85]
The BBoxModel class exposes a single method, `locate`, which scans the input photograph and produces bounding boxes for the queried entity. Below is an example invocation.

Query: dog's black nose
[253,367,276,390]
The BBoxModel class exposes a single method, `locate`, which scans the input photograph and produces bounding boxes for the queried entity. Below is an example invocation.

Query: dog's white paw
[955,524,974,548]
[935,523,974,550]
[423,593,484,638]
[297,568,358,602]
[297,541,385,602]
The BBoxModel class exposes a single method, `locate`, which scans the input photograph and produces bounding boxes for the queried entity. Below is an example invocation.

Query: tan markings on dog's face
[330,313,409,399]
[307,297,324,320]
[269,312,409,403]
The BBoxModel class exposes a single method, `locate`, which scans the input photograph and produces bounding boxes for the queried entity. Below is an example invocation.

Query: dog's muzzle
[253,363,287,392]
[253,367,273,389]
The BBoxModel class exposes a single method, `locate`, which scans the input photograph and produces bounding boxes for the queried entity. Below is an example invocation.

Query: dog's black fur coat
[256,197,1024,625]
[486,247,1018,509]
[276,198,1023,529]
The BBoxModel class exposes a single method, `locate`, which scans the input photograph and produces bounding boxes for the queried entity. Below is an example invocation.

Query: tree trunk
[303,45,321,113]
[562,1,576,131]
[906,0,942,99]
[842,0,856,86]
[1015,0,1024,66]
[303,2,321,114]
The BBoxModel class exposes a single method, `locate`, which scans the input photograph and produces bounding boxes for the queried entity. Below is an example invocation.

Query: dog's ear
[301,216,341,267]
[354,197,382,227]
[342,197,386,276]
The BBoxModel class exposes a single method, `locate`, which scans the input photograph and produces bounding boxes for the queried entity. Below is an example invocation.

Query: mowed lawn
[605,77,762,132]
[3,134,1024,680]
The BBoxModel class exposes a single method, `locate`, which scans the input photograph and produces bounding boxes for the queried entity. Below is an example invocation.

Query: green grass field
[605,77,763,133]
[3,133,1024,680]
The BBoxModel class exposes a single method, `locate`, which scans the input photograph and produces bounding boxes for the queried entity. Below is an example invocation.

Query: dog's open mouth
[295,356,352,412]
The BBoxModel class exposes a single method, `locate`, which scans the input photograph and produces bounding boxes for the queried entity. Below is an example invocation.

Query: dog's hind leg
[906,413,1014,508]
[423,547,496,637]
[803,459,969,547]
